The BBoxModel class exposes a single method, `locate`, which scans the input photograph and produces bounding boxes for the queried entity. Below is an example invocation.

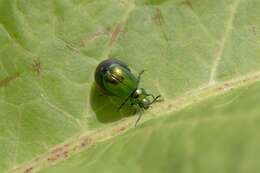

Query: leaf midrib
[10,70,260,173]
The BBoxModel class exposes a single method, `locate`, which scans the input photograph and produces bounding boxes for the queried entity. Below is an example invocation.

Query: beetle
[95,58,161,126]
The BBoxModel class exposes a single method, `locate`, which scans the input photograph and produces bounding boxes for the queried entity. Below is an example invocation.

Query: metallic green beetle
[95,58,161,126]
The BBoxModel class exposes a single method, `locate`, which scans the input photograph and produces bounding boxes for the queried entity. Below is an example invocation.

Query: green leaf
[0,0,259,172]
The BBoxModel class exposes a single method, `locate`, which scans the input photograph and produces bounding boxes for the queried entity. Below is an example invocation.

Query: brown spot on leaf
[117,126,127,132]
[0,72,20,88]
[108,24,124,47]
[153,8,164,26]
[51,147,63,154]
[31,59,41,75]
[153,8,169,41]
[224,83,229,87]
[47,157,51,161]
[179,0,193,9]
[33,157,40,162]
[252,26,257,36]
[62,151,69,158]
[80,137,92,148]
[64,143,70,148]
[218,87,223,91]
[24,167,33,173]
[48,145,72,162]
[72,147,77,152]
[81,28,111,46]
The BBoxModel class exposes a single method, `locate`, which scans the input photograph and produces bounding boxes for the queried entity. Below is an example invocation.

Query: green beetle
[95,58,161,126]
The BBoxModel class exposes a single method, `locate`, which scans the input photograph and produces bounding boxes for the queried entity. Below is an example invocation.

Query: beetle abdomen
[95,58,131,93]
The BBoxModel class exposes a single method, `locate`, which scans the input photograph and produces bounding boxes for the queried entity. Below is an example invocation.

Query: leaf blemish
[153,8,164,26]
[64,144,70,148]
[47,143,73,162]
[153,8,169,41]
[80,137,92,148]
[80,27,111,46]
[46,138,92,163]
[24,167,33,173]
[224,83,230,87]
[252,26,257,36]
[0,72,20,88]
[33,157,40,162]
[116,126,127,132]
[62,151,69,158]
[108,24,124,47]
[31,59,41,76]
[218,87,223,91]
[179,0,193,9]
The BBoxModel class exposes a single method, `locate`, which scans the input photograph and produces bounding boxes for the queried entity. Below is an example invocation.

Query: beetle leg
[118,96,130,110]
[146,93,156,100]
[135,107,144,127]
[130,103,138,114]
[137,70,145,83]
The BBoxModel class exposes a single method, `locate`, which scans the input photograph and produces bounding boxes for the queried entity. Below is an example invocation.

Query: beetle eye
[133,89,143,98]
[133,92,139,98]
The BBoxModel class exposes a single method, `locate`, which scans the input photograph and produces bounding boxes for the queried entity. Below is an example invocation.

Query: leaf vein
[209,0,241,85]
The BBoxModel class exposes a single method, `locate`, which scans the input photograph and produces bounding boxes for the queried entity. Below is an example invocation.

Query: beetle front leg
[135,106,144,127]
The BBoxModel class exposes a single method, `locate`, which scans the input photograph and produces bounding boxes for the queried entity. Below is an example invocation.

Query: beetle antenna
[151,95,162,104]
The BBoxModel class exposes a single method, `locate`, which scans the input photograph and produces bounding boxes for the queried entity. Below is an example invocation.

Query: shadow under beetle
[95,58,161,126]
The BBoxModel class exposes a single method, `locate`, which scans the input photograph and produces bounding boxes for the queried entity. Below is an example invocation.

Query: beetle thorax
[132,88,151,109]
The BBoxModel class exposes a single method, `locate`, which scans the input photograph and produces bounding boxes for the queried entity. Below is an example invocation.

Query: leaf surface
[0,0,260,172]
